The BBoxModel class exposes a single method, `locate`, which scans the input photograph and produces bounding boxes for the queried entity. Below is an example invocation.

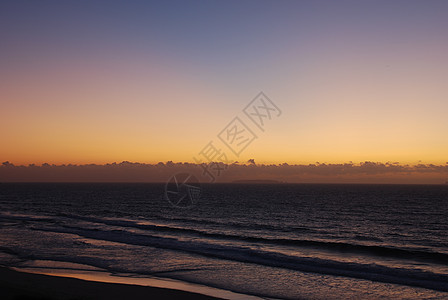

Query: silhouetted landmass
[232,179,284,184]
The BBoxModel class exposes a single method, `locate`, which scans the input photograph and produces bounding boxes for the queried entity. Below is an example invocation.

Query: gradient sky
[1,0,448,165]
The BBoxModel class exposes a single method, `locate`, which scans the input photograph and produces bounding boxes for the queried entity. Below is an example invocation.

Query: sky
[1,0,448,166]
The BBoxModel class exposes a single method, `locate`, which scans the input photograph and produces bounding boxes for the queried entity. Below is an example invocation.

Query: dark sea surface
[0,183,447,299]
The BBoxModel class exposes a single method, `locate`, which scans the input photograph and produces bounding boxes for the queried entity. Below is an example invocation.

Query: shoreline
[10,265,264,300]
[0,266,235,300]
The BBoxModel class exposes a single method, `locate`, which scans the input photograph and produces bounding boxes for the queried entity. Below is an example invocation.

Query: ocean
[0,183,447,299]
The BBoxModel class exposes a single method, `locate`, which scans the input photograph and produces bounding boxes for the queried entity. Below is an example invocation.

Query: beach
[0,267,222,300]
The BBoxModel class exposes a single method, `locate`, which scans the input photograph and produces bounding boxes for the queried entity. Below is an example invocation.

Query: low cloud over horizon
[1,161,447,184]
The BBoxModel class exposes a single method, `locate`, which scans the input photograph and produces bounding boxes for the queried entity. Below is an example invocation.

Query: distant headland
[232,179,285,184]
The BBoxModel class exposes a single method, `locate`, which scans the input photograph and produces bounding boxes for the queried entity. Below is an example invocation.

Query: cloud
[1,161,447,184]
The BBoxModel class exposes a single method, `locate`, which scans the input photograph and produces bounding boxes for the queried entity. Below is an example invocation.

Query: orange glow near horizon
[1,2,447,168]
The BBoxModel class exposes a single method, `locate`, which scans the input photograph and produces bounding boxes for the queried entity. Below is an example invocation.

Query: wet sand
[0,267,222,300]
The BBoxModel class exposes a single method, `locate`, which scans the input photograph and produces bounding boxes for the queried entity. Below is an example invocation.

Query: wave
[27,224,448,293]
[2,212,447,266]
[55,213,448,265]
[153,214,317,234]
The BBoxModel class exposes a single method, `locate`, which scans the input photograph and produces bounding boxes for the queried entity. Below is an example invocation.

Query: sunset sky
[1,0,448,166]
